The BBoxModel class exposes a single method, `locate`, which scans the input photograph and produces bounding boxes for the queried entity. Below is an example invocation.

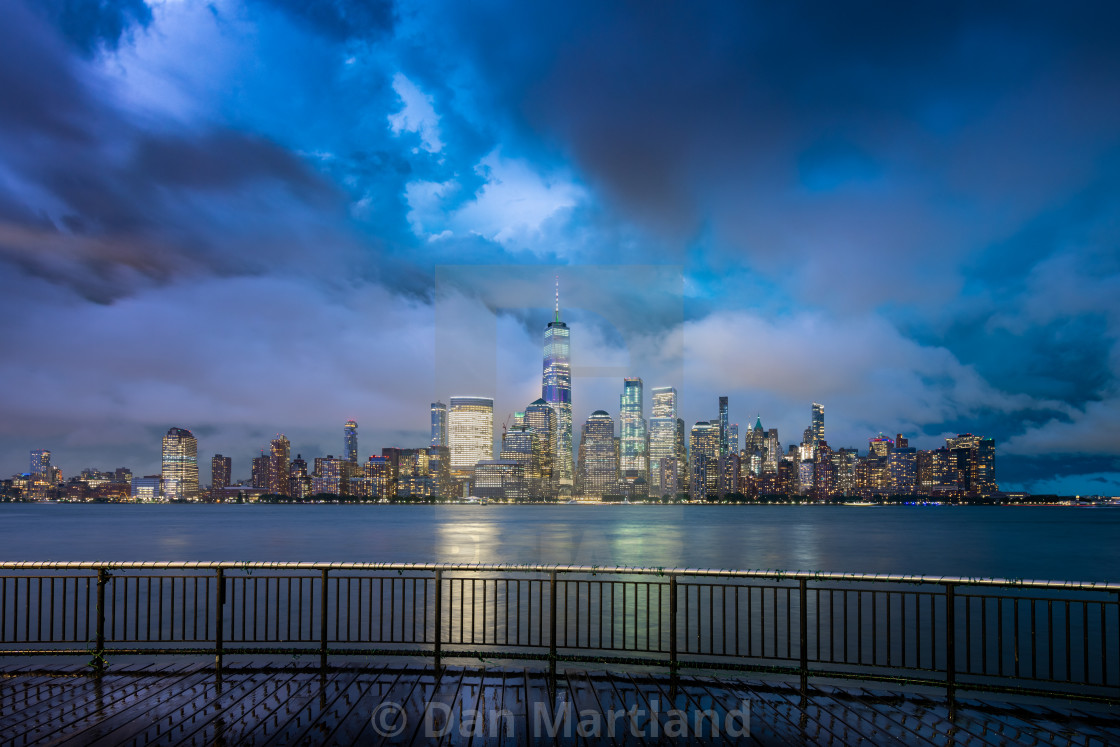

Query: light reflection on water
[0,503,1118,580]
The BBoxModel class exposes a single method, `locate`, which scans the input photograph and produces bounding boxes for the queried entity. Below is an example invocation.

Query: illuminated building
[269,434,290,495]
[474,460,527,502]
[869,433,894,458]
[501,421,544,500]
[648,386,678,497]
[251,453,269,490]
[542,279,573,494]
[366,456,392,500]
[344,420,358,463]
[28,449,54,501]
[130,476,161,502]
[312,456,343,495]
[30,449,51,477]
[888,446,917,494]
[524,398,556,498]
[161,427,199,501]
[718,396,729,457]
[728,423,739,455]
[619,378,648,482]
[689,421,719,500]
[578,410,617,499]
[289,455,310,499]
[211,455,231,495]
[430,402,448,447]
[448,396,494,472]
[719,451,740,497]
[811,403,824,446]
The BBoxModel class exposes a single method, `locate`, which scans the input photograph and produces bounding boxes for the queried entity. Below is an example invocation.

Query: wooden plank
[336,663,427,745]
[0,664,88,712]
[2,663,186,743]
[49,665,264,746]
[229,667,355,744]
[457,668,509,746]
[0,663,154,733]
[157,666,307,746]
[563,672,614,747]
[600,669,650,746]
[730,679,879,745]
[643,674,768,747]
[759,679,906,746]
[848,686,1004,747]
[692,675,833,746]
[522,668,564,746]
[258,668,374,745]
[405,666,466,746]
[441,668,486,746]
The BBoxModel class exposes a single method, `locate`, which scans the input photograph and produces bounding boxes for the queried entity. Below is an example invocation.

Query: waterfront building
[211,455,231,496]
[501,421,544,500]
[766,428,781,470]
[619,378,649,482]
[344,420,358,463]
[312,456,344,495]
[728,423,739,455]
[430,402,448,447]
[130,475,161,502]
[269,434,290,495]
[251,453,269,491]
[161,427,199,501]
[366,456,392,500]
[869,433,894,458]
[718,396,729,457]
[289,455,310,499]
[542,280,574,494]
[812,441,835,500]
[524,398,557,498]
[448,396,494,472]
[648,388,678,497]
[29,449,51,477]
[832,448,859,496]
[718,451,740,498]
[474,460,527,502]
[888,446,917,494]
[578,410,617,499]
[689,421,719,500]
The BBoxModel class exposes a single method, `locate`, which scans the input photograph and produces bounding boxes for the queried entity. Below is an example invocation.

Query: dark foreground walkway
[2,661,1119,745]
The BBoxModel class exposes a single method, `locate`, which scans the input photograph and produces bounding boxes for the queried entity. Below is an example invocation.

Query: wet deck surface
[1,661,1119,745]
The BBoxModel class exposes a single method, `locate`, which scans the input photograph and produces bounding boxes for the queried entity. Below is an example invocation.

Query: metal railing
[1,562,1118,702]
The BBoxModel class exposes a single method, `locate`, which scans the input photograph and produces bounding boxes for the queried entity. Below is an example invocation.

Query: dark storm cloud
[31,0,152,56]
[0,0,351,302]
[257,0,394,40]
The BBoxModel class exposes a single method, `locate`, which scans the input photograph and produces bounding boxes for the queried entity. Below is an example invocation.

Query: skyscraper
[542,279,573,493]
[718,396,729,457]
[619,377,648,482]
[448,396,494,471]
[430,401,448,447]
[578,411,617,498]
[29,449,51,477]
[344,420,358,463]
[689,421,719,500]
[524,398,557,498]
[811,403,824,446]
[269,434,291,495]
[211,454,231,495]
[648,386,678,497]
[161,427,199,501]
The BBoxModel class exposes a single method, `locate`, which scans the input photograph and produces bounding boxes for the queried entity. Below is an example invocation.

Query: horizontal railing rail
[1,562,1117,703]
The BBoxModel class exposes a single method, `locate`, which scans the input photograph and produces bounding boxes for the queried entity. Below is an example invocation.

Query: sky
[1,0,1119,494]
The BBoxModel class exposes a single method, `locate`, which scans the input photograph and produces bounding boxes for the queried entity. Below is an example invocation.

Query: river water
[2,503,1117,582]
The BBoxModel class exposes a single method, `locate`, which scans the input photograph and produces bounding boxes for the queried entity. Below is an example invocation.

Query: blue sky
[1,0,1119,494]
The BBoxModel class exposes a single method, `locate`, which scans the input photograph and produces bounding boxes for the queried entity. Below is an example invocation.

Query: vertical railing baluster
[799,578,808,693]
[215,569,225,672]
[945,583,956,697]
[669,574,678,677]
[549,570,558,678]
[93,568,107,672]
[320,569,329,668]
[434,569,442,669]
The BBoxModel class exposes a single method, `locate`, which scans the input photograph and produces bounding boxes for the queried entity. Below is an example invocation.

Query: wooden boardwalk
[1,661,1119,745]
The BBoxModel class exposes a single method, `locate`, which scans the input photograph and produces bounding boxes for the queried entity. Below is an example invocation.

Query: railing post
[433,569,442,670]
[215,569,225,672]
[669,574,678,677]
[799,578,808,693]
[945,583,956,699]
[320,569,329,669]
[93,568,107,673]
[549,570,558,678]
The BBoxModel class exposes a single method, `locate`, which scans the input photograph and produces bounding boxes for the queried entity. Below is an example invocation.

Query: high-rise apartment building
[619,378,648,482]
[269,434,290,495]
[344,420,358,463]
[30,449,51,477]
[161,427,199,501]
[289,455,310,499]
[543,280,573,493]
[689,421,719,500]
[648,386,678,497]
[578,411,617,498]
[811,403,824,446]
[524,398,557,498]
[211,454,231,494]
[728,423,739,454]
[448,396,494,471]
[718,396,729,457]
[430,401,448,447]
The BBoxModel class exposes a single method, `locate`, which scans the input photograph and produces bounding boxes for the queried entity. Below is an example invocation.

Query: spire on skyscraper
[555,275,560,323]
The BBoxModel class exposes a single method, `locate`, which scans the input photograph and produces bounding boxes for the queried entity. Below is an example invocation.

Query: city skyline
[1,2,1119,495]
